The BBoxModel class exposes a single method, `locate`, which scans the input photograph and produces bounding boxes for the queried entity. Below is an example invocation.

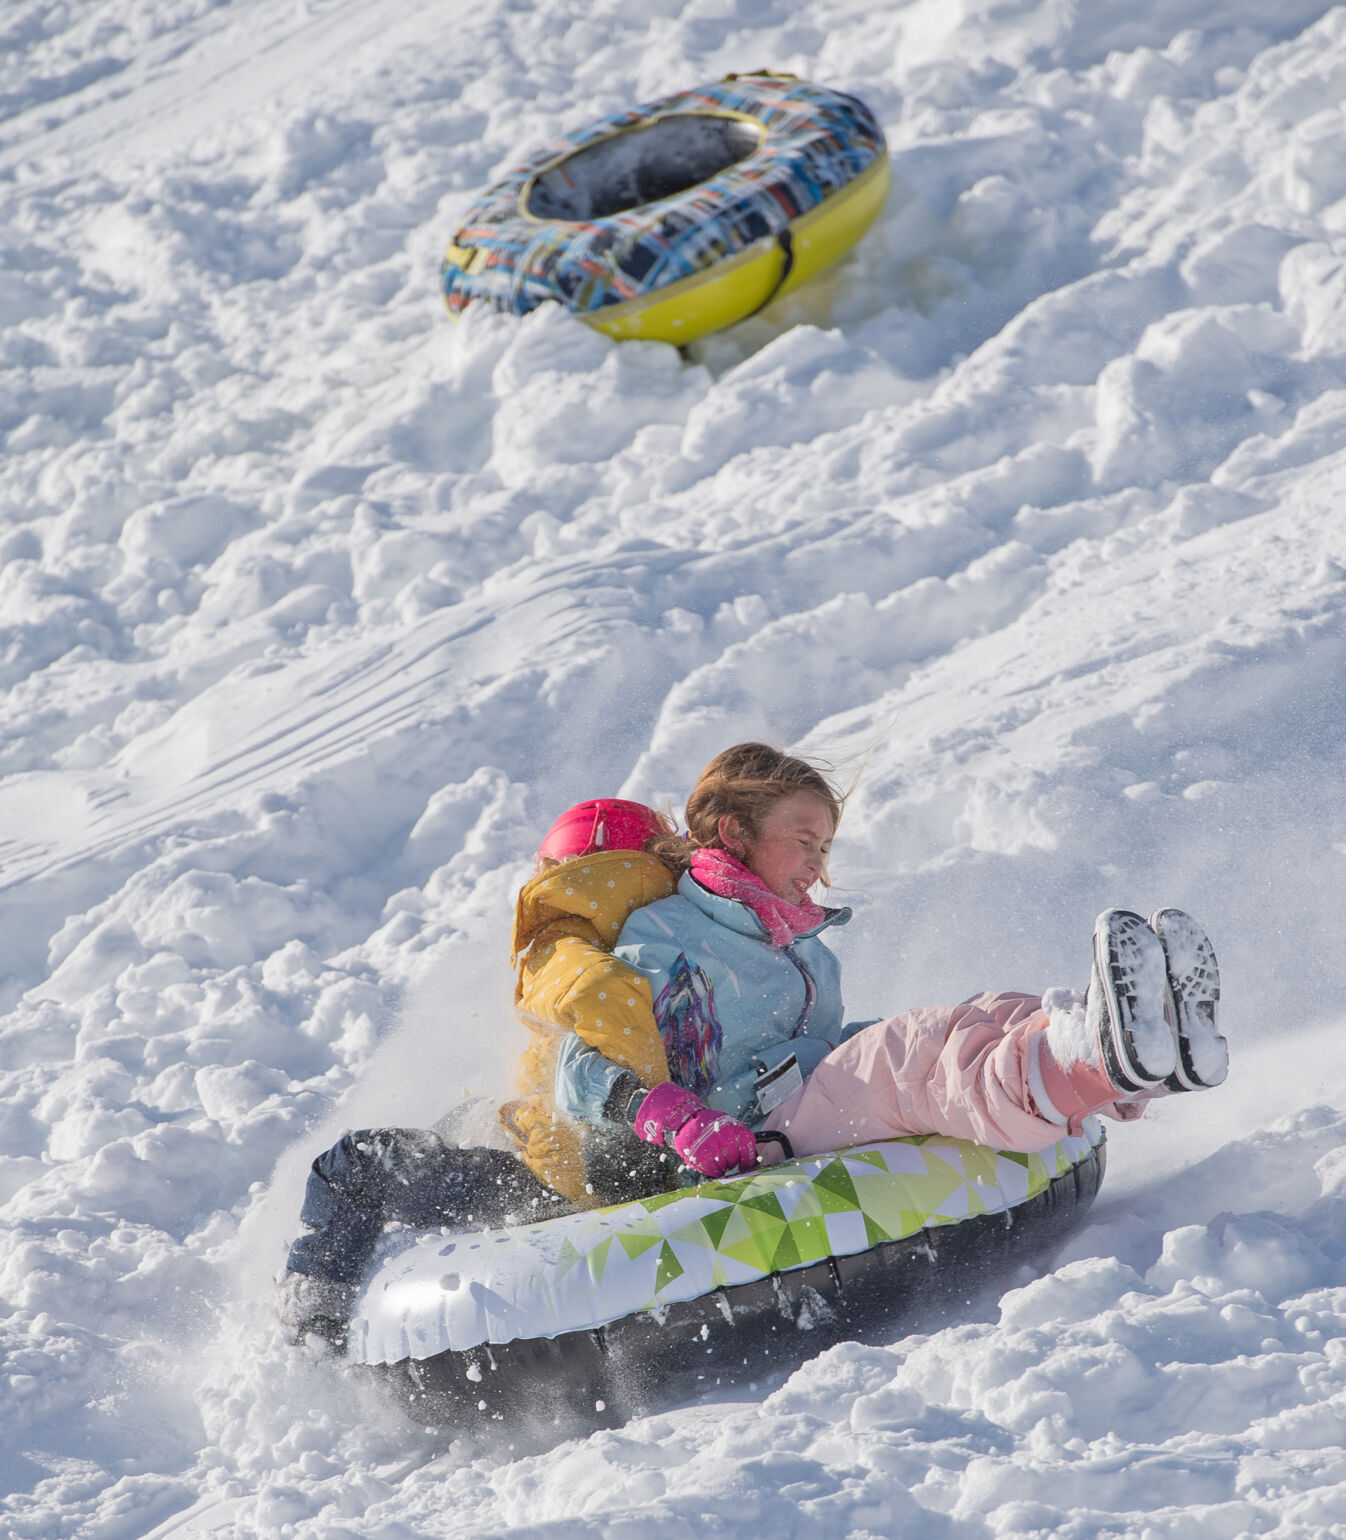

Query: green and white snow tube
[348,1121,1105,1422]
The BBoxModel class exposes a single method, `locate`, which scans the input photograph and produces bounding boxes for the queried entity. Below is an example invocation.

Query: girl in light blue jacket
[555,742,1226,1184]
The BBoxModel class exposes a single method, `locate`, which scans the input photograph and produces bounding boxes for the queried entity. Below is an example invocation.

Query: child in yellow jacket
[278,799,678,1344]
[501,800,679,1205]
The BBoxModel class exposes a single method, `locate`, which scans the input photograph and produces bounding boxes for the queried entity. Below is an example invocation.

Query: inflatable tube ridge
[441,74,889,342]
[364,1137,1106,1426]
[348,1121,1104,1378]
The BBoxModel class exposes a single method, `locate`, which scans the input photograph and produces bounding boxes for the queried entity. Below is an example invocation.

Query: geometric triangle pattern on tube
[346,1120,1104,1367]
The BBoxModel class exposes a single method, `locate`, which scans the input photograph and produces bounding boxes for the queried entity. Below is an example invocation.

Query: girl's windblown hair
[649,741,844,879]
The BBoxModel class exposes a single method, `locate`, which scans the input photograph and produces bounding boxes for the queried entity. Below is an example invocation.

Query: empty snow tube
[441,72,889,345]
[346,1120,1105,1424]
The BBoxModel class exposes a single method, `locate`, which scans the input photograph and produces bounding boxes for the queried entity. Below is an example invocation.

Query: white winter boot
[1030,909,1175,1125]
[1148,907,1226,1090]
[1082,907,1176,1093]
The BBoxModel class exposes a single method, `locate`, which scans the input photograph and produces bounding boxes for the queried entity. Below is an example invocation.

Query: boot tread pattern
[1094,908,1173,1092]
[1149,908,1225,1091]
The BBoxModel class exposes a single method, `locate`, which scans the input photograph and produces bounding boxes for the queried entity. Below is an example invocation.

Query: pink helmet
[538,799,665,862]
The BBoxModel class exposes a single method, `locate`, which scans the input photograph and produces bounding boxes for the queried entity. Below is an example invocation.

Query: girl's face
[720,790,835,903]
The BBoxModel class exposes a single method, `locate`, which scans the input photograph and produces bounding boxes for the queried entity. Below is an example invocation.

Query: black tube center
[527,114,761,221]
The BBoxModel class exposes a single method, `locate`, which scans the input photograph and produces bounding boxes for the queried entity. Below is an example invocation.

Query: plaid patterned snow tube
[441,73,888,338]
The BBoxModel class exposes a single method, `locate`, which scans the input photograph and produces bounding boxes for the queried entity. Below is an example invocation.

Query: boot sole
[1148,908,1226,1091]
[1093,909,1174,1093]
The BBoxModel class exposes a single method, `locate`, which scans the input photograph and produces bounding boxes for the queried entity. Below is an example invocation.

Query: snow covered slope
[2,0,1346,1534]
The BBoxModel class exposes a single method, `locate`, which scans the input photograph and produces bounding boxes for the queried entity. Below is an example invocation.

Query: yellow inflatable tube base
[591,152,891,345]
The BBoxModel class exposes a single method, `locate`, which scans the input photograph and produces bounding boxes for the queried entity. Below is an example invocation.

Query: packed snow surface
[3,0,1346,1534]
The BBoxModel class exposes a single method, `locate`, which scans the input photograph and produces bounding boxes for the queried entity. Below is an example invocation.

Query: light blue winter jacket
[555,872,865,1127]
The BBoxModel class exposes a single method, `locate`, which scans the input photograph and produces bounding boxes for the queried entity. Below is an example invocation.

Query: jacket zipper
[783,945,817,1035]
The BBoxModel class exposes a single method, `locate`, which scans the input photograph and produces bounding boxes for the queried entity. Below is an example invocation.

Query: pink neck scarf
[688,847,826,948]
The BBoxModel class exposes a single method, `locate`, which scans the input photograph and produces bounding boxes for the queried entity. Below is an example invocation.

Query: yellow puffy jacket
[500,849,676,1205]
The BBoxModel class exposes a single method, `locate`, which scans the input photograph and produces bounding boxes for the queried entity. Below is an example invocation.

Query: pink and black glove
[632,1081,758,1179]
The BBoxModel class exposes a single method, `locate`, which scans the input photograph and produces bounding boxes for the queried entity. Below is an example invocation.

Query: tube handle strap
[754,1129,794,1161]
[744,228,795,320]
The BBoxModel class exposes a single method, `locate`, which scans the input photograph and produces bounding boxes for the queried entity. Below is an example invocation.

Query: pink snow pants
[763,991,1139,1158]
